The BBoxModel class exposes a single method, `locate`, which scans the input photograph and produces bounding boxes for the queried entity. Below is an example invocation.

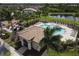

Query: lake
[49,15,79,21]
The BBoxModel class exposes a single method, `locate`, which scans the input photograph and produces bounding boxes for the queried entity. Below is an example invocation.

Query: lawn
[4,50,11,56]
[39,16,79,27]
[4,38,17,48]
[48,48,79,56]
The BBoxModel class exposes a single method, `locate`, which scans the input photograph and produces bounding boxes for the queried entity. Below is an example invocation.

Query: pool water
[39,23,65,36]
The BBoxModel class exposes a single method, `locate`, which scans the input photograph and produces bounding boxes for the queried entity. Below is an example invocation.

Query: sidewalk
[0,38,22,56]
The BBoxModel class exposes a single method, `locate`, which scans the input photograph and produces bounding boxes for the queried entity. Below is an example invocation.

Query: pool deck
[55,23,78,42]
[34,22,78,42]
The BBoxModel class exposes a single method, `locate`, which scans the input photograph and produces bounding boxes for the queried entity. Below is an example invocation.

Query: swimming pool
[38,23,65,36]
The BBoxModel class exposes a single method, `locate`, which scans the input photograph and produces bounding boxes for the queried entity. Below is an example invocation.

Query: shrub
[4,50,11,56]
[1,32,10,39]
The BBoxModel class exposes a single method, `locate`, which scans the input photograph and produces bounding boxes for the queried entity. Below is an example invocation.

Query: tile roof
[18,26,44,43]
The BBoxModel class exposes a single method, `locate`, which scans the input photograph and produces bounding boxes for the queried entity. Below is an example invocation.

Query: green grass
[39,16,79,27]
[4,51,11,56]
[4,39,16,48]
[48,48,79,56]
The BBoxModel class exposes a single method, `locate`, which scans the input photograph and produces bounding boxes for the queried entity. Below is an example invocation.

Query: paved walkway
[0,38,22,56]
[41,49,48,56]
[17,47,27,54]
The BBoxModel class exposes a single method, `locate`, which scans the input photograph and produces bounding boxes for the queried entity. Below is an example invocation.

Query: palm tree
[11,25,18,42]
[75,28,79,55]
[43,27,63,55]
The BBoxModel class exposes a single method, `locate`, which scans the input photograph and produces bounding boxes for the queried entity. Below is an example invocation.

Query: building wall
[18,36,46,51]
[32,41,41,51]
[19,36,31,50]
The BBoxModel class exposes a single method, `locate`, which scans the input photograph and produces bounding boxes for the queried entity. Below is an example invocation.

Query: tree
[0,10,3,37]
[39,4,50,16]
[75,29,79,55]
[0,8,12,21]
[10,25,18,42]
[0,22,2,37]
[43,27,62,54]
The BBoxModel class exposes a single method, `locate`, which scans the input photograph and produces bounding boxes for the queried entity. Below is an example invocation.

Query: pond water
[49,15,79,21]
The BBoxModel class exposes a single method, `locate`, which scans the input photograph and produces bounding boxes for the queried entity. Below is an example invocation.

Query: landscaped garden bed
[4,39,17,48]
[0,30,10,39]
[47,40,79,56]
[48,47,79,56]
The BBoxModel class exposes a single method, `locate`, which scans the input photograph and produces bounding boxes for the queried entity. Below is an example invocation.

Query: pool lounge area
[35,22,78,42]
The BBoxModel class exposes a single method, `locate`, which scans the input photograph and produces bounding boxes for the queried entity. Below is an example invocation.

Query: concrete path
[0,38,22,56]
[17,47,27,54]
[41,49,48,56]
